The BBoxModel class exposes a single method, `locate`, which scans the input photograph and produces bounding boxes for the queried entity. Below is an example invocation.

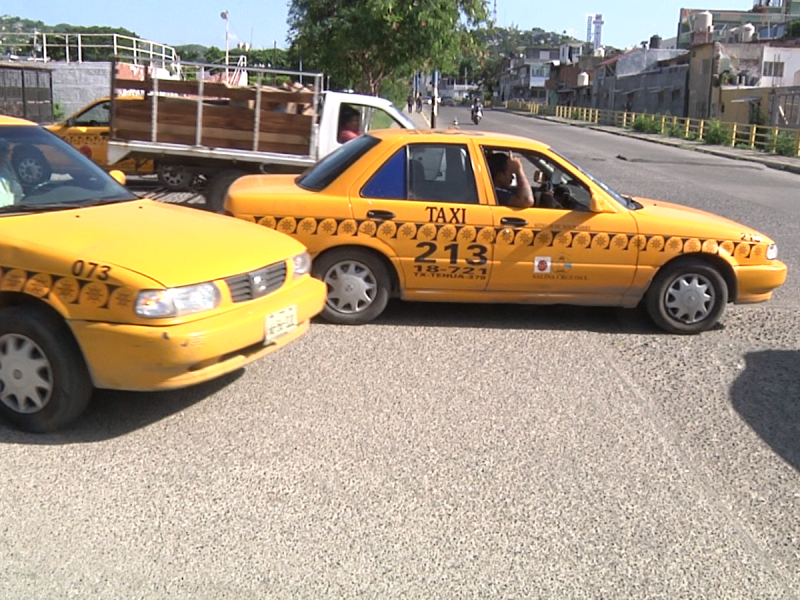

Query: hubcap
[323,260,377,314]
[664,273,715,325]
[16,158,43,185]
[161,166,191,187]
[0,333,53,414]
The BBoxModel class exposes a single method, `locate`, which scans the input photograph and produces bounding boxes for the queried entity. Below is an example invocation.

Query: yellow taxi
[0,115,325,432]
[44,98,193,190]
[224,129,786,334]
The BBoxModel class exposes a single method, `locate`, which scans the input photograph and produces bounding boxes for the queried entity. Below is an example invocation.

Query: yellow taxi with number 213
[224,129,786,334]
[0,115,325,433]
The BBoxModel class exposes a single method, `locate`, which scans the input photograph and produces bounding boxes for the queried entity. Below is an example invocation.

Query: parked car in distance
[0,114,326,432]
[441,97,456,106]
[223,129,786,335]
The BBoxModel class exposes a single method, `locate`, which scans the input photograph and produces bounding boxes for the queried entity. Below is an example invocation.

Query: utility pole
[220,10,229,82]
[431,69,439,128]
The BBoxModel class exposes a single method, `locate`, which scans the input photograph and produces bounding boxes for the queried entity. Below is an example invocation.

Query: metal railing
[505,100,800,158]
[0,32,178,67]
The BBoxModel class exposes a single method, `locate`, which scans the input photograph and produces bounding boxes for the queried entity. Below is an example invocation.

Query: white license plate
[265,306,297,345]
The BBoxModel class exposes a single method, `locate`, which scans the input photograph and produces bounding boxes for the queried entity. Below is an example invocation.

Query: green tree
[287,0,489,95]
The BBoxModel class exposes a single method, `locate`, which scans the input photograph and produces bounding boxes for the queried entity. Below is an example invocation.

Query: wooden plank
[115,118,310,146]
[115,128,311,155]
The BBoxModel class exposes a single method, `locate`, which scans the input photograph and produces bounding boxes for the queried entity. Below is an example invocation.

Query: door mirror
[109,170,126,186]
[590,191,612,213]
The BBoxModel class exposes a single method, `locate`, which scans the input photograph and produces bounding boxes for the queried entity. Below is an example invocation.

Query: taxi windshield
[0,125,136,215]
[551,149,634,209]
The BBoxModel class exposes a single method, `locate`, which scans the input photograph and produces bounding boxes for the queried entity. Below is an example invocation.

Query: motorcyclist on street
[471,97,484,124]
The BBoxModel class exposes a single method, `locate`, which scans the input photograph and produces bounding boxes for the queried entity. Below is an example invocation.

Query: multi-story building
[498,46,558,103]
[677,1,800,48]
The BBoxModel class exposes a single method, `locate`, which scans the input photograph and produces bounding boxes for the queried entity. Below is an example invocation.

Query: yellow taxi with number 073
[223,129,786,335]
[0,115,325,433]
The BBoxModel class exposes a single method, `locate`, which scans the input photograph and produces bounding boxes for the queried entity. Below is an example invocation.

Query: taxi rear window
[297,134,380,192]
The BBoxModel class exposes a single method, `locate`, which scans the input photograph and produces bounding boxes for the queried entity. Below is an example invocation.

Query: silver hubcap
[17,158,43,184]
[664,273,715,324]
[324,260,377,314]
[0,333,53,414]
[161,167,190,187]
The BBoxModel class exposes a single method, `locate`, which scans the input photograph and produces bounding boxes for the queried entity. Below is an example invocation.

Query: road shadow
[364,299,673,335]
[731,350,800,472]
[0,370,243,445]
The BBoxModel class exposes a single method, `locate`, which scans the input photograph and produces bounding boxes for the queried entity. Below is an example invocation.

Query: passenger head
[339,105,360,133]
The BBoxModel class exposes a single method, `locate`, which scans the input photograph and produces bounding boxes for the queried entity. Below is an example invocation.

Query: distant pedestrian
[416,93,423,113]
[407,93,414,113]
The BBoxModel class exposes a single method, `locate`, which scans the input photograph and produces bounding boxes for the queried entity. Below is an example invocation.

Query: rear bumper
[733,261,787,304]
[70,276,326,390]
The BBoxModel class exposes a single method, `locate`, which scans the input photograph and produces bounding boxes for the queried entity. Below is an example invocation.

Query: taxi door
[484,148,640,300]
[51,100,113,168]
[349,141,494,291]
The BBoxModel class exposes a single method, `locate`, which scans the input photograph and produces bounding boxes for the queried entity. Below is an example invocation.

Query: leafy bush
[631,115,661,134]
[665,122,685,138]
[703,120,729,145]
[771,131,799,157]
[53,102,66,123]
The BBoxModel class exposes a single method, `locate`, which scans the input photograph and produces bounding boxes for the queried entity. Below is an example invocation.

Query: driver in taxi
[487,151,534,208]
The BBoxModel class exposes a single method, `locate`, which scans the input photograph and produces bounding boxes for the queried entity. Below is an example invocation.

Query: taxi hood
[9,200,305,288]
[630,196,773,242]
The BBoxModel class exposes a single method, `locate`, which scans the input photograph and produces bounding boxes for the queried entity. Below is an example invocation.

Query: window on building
[764,61,785,78]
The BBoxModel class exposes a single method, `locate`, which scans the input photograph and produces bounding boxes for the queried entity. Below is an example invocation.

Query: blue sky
[2,0,753,51]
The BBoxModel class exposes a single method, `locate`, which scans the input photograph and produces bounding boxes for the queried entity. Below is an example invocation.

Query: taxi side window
[361,149,406,199]
[72,102,110,127]
[407,144,478,204]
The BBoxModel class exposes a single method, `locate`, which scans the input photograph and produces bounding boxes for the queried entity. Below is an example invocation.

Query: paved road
[2,110,798,599]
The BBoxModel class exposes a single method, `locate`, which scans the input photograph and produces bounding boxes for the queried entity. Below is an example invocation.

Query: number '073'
[71,260,112,281]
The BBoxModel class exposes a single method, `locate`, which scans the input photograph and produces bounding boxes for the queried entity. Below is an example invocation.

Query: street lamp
[220,10,229,80]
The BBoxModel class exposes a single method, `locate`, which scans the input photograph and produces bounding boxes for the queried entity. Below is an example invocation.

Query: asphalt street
[1,109,798,599]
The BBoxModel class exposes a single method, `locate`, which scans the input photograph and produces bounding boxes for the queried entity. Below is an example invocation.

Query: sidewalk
[503,111,800,176]
[406,108,430,129]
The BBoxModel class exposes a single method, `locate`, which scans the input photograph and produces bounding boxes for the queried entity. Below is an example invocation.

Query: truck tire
[156,163,194,191]
[11,145,52,187]
[207,169,248,213]
[0,305,93,432]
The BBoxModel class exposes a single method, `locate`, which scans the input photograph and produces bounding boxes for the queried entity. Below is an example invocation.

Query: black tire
[645,258,728,334]
[206,169,248,213]
[11,145,52,187]
[156,163,194,191]
[0,305,93,432]
[312,248,391,325]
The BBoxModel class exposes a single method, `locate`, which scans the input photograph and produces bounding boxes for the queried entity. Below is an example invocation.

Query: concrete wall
[48,62,113,120]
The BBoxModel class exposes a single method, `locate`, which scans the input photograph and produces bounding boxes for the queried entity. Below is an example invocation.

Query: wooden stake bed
[110,65,320,160]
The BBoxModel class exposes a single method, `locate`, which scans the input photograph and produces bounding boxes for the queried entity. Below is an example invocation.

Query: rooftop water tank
[577,72,590,87]
[741,23,755,42]
[695,11,713,33]
[650,35,662,49]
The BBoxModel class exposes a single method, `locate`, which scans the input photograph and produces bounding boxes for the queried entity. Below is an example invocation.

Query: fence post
[795,130,800,158]
[698,119,705,140]
[730,123,737,147]
[771,128,779,153]
[660,115,666,134]
[749,126,757,148]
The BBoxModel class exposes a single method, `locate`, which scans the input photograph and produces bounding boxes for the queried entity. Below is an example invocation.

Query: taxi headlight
[292,251,312,279]
[766,244,778,260]
[135,283,221,318]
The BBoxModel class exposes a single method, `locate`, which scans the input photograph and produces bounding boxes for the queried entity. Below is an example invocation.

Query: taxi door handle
[501,217,527,227]
[367,210,395,220]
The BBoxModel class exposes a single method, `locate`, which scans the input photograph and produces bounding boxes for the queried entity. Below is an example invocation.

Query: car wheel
[206,169,247,213]
[0,305,93,432]
[156,163,194,191]
[11,145,52,187]
[312,248,391,324]
[646,258,728,334]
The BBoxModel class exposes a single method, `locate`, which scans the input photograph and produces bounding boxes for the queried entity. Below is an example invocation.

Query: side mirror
[109,170,126,186]
[589,191,612,213]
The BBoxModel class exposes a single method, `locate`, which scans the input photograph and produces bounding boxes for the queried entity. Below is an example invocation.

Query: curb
[502,110,800,176]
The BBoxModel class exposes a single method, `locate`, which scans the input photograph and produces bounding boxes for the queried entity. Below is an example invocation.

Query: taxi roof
[368,128,552,152]
[0,114,38,127]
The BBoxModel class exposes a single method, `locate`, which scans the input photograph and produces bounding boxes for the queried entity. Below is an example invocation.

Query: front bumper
[733,261,787,304]
[70,276,326,391]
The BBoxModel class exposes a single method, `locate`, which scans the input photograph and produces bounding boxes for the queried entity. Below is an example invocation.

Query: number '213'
[414,242,488,265]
